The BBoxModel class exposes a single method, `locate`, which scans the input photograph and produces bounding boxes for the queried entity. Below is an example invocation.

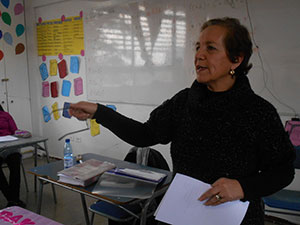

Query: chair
[263,146,300,217]
[89,147,170,225]
[1,153,29,193]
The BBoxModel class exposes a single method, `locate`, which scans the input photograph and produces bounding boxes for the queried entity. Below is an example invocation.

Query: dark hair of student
[0,104,4,112]
[201,17,253,76]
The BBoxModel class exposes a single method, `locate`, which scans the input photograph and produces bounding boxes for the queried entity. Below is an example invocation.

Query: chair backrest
[285,120,300,147]
[285,120,300,169]
[124,147,170,171]
[293,146,300,169]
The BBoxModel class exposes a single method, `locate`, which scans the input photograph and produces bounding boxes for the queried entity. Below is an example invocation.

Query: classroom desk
[0,136,52,193]
[28,153,173,225]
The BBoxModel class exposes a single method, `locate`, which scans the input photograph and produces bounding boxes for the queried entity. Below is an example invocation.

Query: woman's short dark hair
[0,104,4,112]
[201,17,253,76]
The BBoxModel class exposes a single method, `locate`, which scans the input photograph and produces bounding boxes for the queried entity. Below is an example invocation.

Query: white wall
[24,0,172,167]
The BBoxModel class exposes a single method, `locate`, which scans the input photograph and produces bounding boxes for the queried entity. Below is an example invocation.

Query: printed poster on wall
[36,16,84,56]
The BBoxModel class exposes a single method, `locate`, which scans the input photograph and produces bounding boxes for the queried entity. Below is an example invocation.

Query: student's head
[0,104,3,112]
[194,17,253,91]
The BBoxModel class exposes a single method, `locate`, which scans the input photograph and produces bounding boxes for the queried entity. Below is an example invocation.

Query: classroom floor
[0,155,298,225]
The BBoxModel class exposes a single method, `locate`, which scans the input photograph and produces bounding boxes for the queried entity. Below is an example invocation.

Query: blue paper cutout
[0,30,2,39]
[106,105,117,111]
[3,32,12,45]
[16,24,24,37]
[70,56,79,74]
[39,63,49,81]
[1,0,9,8]
[42,106,51,122]
[63,102,72,118]
[62,80,71,96]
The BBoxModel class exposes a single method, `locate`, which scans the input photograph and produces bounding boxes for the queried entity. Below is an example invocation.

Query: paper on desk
[155,173,249,225]
[0,135,18,142]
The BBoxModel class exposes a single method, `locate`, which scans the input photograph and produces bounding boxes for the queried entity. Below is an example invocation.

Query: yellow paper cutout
[52,102,60,120]
[50,59,57,75]
[90,119,100,136]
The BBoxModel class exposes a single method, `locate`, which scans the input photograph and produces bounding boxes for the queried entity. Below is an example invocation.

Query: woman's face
[194,25,242,91]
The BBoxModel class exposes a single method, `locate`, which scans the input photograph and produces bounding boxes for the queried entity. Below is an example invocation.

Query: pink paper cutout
[74,77,83,96]
[38,17,42,24]
[42,55,46,61]
[14,3,24,15]
[42,81,50,97]
[58,53,63,60]
[80,11,83,18]
[61,15,65,22]
[80,50,85,56]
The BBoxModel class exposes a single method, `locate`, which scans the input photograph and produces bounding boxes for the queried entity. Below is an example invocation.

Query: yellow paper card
[52,102,60,120]
[90,119,100,136]
[50,59,57,76]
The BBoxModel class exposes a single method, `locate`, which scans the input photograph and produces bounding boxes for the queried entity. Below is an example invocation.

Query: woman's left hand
[198,178,244,206]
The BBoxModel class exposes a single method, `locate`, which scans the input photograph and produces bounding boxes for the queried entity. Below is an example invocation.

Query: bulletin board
[84,0,300,115]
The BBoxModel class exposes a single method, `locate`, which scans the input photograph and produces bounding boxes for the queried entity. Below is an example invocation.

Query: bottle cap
[65,138,70,143]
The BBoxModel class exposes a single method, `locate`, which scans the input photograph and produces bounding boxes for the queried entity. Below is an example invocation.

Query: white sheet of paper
[0,135,18,142]
[155,173,249,225]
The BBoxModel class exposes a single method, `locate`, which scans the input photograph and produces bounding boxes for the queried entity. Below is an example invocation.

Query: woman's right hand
[69,101,98,121]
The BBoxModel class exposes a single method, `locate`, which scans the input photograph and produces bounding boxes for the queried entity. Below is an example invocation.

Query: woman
[69,17,295,224]
[0,104,26,208]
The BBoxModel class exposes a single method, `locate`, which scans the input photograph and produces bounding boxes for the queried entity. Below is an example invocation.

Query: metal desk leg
[51,183,57,204]
[139,186,169,225]
[80,193,90,225]
[34,145,38,192]
[140,201,150,225]
[42,140,57,204]
[37,179,44,214]
[43,140,50,163]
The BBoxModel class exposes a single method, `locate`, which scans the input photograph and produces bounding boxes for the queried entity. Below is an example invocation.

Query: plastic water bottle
[63,139,73,169]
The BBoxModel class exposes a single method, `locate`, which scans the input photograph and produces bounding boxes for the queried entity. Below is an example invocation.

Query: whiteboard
[84,0,300,115]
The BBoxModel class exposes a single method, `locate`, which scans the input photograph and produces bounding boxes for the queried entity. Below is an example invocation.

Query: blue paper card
[62,80,71,96]
[39,63,49,81]
[42,106,51,122]
[63,102,72,118]
[70,56,79,74]
[106,104,117,111]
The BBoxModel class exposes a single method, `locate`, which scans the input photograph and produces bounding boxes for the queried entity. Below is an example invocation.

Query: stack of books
[57,159,116,187]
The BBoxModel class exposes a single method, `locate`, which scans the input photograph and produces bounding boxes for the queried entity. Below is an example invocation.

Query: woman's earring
[229,69,235,78]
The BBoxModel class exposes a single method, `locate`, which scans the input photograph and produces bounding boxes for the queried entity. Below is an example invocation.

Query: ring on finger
[215,194,222,201]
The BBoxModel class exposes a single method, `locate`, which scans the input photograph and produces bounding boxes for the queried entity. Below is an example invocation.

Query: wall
[0,0,32,132]
[24,0,173,169]
[24,0,300,222]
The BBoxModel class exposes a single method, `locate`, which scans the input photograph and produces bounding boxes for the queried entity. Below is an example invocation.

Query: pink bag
[14,130,32,138]
[285,120,300,146]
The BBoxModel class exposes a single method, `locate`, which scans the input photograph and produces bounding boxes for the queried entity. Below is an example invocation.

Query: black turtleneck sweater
[93,75,295,225]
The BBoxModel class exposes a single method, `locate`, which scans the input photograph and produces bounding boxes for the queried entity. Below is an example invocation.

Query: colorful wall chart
[36,16,84,56]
